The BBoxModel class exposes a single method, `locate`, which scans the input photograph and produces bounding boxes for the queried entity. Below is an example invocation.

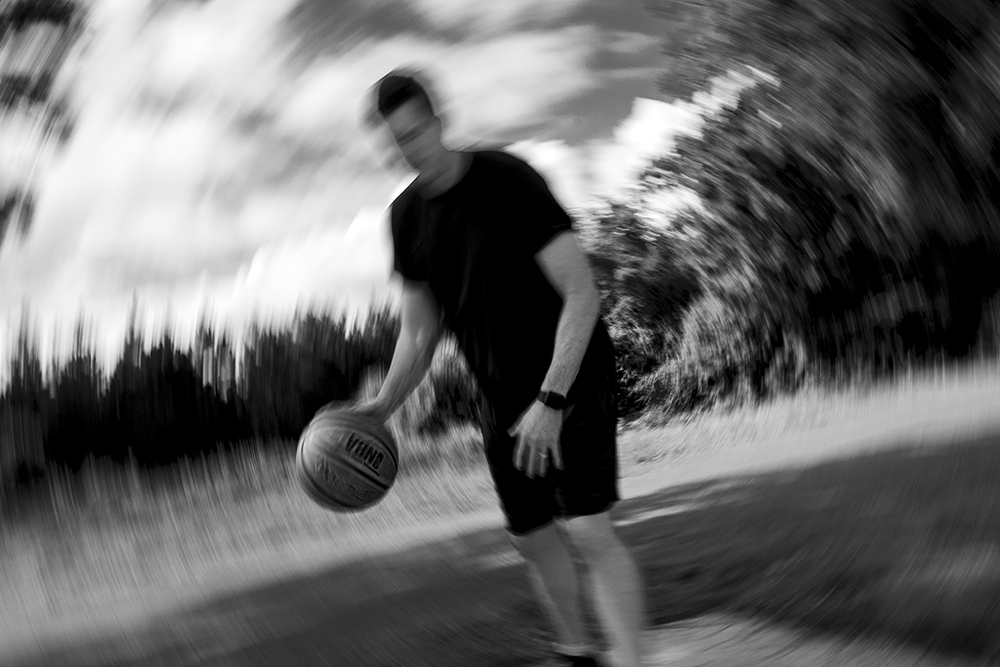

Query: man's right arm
[361,280,444,423]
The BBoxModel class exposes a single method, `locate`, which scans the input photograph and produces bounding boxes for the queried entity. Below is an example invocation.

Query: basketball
[295,407,399,511]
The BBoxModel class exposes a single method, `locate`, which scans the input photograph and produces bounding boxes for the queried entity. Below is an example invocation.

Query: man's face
[384,98,445,182]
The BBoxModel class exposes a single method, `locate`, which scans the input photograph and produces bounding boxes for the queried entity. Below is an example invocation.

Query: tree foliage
[6,0,1000,490]
[583,0,1000,421]
[581,202,701,418]
[1,304,479,490]
[0,0,77,32]
[0,0,84,248]
[649,0,1000,251]
[654,1,998,334]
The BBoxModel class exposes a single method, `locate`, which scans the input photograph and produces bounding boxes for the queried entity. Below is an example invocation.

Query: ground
[1,366,998,666]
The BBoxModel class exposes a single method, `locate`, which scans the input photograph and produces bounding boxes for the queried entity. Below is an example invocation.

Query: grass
[619,354,1000,469]
[2,357,999,665]
[610,358,1000,663]
[0,424,499,632]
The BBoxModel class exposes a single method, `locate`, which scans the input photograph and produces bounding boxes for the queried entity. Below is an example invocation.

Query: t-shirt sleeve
[507,157,574,255]
[390,191,429,282]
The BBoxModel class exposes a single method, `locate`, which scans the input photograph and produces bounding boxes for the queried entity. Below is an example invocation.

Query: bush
[974,292,1000,359]
[638,294,811,423]
[421,337,481,435]
[355,336,481,441]
[580,203,701,421]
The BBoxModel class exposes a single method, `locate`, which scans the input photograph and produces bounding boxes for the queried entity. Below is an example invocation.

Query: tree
[580,202,701,418]
[643,0,1000,371]
[0,0,83,249]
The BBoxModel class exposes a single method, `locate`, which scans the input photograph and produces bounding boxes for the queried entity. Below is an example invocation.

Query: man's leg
[510,522,596,657]
[560,512,646,667]
[481,399,597,659]
[549,364,644,666]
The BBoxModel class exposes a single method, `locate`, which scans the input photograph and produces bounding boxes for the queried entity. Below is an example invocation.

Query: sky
[0,0,747,381]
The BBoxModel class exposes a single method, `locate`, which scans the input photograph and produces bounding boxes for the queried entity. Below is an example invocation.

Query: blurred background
[3,1,1000,664]
[0,0,998,550]
[0,0,737,484]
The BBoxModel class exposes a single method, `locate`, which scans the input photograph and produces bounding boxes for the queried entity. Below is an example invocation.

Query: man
[356,68,648,667]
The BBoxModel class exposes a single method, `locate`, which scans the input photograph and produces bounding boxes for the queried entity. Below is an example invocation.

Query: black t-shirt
[390,150,615,427]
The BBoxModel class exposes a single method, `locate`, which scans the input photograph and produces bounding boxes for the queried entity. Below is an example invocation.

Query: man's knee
[508,521,559,561]
[559,511,621,561]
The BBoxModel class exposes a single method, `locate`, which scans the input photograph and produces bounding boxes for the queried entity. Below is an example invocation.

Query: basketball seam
[331,453,393,489]
[298,454,376,508]
[298,441,394,504]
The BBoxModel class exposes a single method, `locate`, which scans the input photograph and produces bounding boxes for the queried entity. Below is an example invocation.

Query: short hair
[373,69,437,121]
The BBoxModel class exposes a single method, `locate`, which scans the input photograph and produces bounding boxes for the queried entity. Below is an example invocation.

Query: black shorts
[481,378,620,536]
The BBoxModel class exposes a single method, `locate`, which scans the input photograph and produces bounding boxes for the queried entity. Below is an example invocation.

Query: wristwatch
[537,390,571,410]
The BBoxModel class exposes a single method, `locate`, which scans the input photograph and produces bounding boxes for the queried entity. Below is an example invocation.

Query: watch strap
[537,390,571,410]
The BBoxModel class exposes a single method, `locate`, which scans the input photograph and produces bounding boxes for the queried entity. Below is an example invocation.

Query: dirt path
[3,368,998,666]
[624,615,981,667]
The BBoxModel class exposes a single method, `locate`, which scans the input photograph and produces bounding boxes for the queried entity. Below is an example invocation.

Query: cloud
[1,0,309,368]
[507,79,760,217]
[406,0,588,35]
[0,196,402,375]
[0,0,667,376]
[0,112,54,194]
[603,30,663,56]
[277,25,601,144]
[236,205,395,311]
[506,96,703,215]
[505,139,590,211]
[584,97,699,200]
[445,27,600,140]
[583,68,767,202]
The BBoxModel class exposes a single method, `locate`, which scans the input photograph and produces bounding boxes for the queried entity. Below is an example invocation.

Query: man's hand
[509,400,565,478]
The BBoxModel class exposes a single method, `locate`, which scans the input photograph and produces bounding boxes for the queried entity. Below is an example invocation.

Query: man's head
[370,69,450,184]
[375,71,436,120]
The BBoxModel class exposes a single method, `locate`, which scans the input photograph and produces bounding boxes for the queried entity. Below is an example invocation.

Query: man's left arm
[536,231,601,396]
[509,229,602,477]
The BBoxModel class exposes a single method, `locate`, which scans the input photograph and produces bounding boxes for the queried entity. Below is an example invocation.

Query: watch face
[540,391,568,409]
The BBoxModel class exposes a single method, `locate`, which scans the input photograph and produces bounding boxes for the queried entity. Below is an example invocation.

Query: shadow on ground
[10,428,1000,667]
